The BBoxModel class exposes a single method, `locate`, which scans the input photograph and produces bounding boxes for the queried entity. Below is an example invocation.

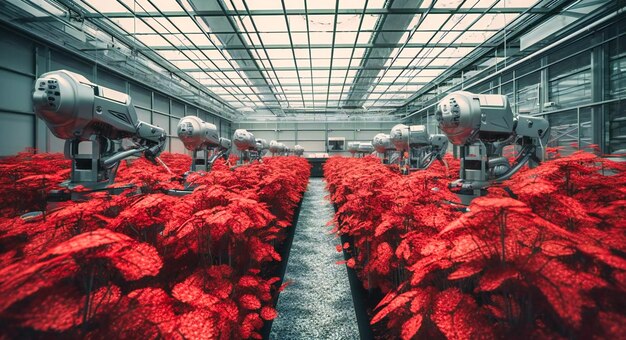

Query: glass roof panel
[251,16,288,33]
[118,0,157,12]
[70,0,548,115]
[307,0,338,10]
[245,0,283,10]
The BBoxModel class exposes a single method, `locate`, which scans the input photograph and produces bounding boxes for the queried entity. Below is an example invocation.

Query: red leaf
[239,294,261,310]
[477,268,519,292]
[447,261,483,280]
[371,290,417,325]
[401,314,423,340]
[260,306,278,321]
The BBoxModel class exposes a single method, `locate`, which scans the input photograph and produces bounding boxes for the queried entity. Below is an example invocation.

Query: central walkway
[270,178,359,339]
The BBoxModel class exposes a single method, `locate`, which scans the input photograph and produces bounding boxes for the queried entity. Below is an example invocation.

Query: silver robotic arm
[294,145,304,157]
[389,124,449,171]
[177,116,227,173]
[33,70,166,189]
[436,91,550,199]
[372,133,401,164]
[347,141,360,156]
[233,129,256,164]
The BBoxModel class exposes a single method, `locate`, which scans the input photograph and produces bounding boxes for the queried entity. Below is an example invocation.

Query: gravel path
[270,178,359,340]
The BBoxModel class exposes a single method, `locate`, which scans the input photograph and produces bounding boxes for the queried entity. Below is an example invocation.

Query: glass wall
[438,18,626,156]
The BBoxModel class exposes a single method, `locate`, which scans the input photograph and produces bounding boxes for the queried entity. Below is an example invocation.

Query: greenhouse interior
[0,0,625,339]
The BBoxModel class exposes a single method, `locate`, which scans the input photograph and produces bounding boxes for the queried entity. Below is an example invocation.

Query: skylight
[75,0,543,114]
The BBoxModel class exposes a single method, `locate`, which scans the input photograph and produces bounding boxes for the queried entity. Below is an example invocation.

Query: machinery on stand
[32,70,167,200]
[357,142,375,157]
[177,116,230,174]
[166,116,231,196]
[269,140,287,156]
[233,129,257,165]
[293,145,304,157]
[347,141,360,157]
[254,139,269,160]
[389,124,448,174]
[372,133,400,164]
[436,91,550,204]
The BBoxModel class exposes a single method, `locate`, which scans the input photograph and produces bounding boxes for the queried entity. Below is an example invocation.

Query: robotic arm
[347,142,360,157]
[372,133,400,164]
[294,145,304,157]
[389,124,449,171]
[435,91,550,199]
[33,70,166,189]
[233,129,256,164]
[255,139,269,158]
[177,116,227,173]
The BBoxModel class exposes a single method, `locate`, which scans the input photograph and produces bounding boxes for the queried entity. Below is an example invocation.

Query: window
[608,35,626,99]
[547,110,578,155]
[548,53,591,108]
[516,71,540,114]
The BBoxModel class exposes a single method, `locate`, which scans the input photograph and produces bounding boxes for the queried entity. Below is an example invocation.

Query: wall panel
[0,112,33,156]
[0,69,33,114]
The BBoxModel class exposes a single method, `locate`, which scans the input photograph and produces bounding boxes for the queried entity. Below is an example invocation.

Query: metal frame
[3,0,616,120]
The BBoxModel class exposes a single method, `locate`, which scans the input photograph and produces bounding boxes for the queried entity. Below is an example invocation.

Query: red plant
[325,152,626,339]
[0,149,310,338]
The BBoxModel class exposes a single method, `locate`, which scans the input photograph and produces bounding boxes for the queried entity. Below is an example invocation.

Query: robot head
[255,138,269,156]
[294,145,304,156]
[390,124,431,151]
[33,70,139,141]
[233,129,256,151]
[389,124,408,151]
[278,143,287,154]
[357,142,374,154]
[372,133,394,153]
[219,137,232,150]
[269,140,281,154]
[347,142,360,154]
[177,116,219,151]
[436,91,515,145]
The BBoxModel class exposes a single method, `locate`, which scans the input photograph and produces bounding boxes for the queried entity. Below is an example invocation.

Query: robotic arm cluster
[33,70,166,190]
[435,91,550,200]
[389,124,448,172]
[177,116,230,173]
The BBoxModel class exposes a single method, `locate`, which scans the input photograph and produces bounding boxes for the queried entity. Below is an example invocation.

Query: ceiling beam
[84,7,550,18]
[143,42,498,50]
[343,0,424,108]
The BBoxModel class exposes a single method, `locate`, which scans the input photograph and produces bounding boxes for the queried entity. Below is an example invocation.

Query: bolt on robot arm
[435,91,550,198]
[177,116,229,173]
[33,70,167,190]
[389,124,449,171]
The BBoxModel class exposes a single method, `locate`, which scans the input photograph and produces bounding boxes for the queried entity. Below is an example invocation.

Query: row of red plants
[0,149,310,339]
[324,150,626,339]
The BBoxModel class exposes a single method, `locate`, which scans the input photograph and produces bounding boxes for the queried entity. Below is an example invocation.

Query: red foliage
[0,149,310,338]
[325,152,625,338]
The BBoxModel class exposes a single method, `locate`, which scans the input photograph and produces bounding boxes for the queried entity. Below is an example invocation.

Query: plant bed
[325,151,626,339]
[0,149,310,339]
